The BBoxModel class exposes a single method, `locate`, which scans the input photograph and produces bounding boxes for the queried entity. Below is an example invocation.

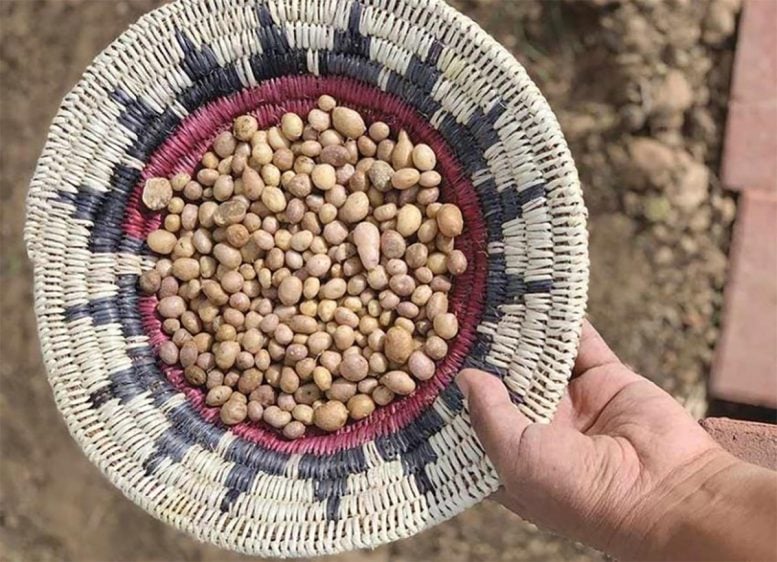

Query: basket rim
[24,0,589,557]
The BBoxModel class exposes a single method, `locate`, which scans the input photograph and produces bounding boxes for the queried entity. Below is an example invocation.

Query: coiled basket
[24,0,588,557]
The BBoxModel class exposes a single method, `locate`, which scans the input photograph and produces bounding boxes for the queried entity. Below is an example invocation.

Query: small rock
[620,105,646,131]
[667,19,702,51]
[667,45,690,67]
[680,235,699,255]
[652,70,694,116]
[562,112,598,140]
[628,138,676,189]
[653,129,684,148]
[622,192,642,216]
[652,223,671,242]
[142,177,172,210]
[689,109,717,141]
[689,208,711,232]
[643,195,672,223]
[331,107,366,139]
[668,159,709,212]
[703,0,738,45]
[622,14,656,54]
[717,196,737,224]
[704,246,728,287]
[654,246,674,265]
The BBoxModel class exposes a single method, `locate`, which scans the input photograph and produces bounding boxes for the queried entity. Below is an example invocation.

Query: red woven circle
[129,76,488,454]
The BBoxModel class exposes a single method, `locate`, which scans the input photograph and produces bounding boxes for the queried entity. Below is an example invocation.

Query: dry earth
[0,0,739,560]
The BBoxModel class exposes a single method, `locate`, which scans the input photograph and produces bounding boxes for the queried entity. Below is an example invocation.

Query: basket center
[129,76,488,455]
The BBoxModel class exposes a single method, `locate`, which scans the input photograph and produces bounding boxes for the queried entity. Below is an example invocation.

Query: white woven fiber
[25,0,588,556]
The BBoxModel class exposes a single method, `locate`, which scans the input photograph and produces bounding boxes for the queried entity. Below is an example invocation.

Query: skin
[457,321,777,562]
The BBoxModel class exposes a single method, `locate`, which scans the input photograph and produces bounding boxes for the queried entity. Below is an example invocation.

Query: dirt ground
[0,0,740,560]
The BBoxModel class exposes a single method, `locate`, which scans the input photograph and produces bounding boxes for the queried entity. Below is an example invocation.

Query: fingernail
[455,371,471,398]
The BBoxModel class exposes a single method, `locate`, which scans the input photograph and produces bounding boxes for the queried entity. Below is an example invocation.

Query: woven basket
[24,0,588,556]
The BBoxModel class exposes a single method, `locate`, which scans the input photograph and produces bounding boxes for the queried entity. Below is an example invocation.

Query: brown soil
[0,1,739,560]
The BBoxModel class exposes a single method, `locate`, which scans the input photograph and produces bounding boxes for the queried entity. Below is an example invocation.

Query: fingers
[573,319,621,377]
[456,369,531,472]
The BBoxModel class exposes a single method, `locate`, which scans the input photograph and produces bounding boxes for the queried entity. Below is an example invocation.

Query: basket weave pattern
[24,0,588,556]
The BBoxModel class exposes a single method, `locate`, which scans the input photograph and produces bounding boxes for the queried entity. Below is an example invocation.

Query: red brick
[730,0,777,104]
[722,101,777,192]
[700,418,777,470]
[711,189,777,407]
[721,0,777,193]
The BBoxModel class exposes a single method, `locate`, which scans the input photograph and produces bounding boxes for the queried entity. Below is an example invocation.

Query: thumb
[456,369,531,473]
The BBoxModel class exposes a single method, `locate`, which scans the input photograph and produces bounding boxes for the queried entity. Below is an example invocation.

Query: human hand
[456,321,774,561]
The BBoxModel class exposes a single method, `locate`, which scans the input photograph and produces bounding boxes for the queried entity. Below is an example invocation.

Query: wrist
[614,447,740,561]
